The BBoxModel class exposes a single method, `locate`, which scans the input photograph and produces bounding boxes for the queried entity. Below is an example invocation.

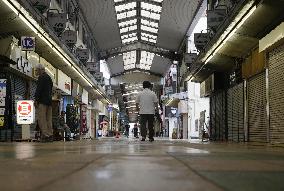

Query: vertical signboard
[0,79,6,127]
[16,100,35,125]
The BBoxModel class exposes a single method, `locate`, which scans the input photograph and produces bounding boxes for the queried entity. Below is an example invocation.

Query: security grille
[269,44,284,144]
[210,90,226,141]
[227,83,244,142]
[12,75,27,140]
[248,72,267,142]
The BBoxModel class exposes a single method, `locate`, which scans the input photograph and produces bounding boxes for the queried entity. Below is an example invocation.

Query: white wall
[169,117,178,139]
[187,82,210,140]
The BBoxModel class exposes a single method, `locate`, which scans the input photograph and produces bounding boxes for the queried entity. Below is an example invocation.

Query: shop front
[0,36,37,141]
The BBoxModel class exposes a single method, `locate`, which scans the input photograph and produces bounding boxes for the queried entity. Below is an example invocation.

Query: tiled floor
[0,138,284,191]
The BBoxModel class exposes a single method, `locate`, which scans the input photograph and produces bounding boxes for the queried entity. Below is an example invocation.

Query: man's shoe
[149,138,154,142]
[141,138,146,141]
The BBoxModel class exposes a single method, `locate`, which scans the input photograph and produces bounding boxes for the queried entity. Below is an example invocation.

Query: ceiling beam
[99,42,180,60]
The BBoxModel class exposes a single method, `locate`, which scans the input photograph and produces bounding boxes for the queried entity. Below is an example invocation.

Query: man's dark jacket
[35,72,53,106]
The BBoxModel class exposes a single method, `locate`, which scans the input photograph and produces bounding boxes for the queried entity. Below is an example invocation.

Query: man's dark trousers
[140,114,154,139]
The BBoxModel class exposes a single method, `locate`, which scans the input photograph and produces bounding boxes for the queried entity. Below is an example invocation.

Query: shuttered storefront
[227,83,244,142]
[12,75,28,140]
[268,44,284,144]
[210,90,226,141]
[248,72,267,142]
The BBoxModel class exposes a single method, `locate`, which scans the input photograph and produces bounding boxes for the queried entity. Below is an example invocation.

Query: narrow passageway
[0,139,284,191]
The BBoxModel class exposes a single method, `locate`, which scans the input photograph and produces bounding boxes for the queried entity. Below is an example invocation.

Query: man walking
[136,81,158,142]
[34,64,53,142]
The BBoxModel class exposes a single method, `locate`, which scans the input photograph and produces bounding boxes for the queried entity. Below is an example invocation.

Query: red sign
[18,101,32,115]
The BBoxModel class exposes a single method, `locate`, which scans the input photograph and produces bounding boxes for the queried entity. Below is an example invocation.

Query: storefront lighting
[3,0,111,104]
[203,1,256,64]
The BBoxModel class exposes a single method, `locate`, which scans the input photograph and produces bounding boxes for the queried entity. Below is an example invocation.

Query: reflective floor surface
[0,138,284,191]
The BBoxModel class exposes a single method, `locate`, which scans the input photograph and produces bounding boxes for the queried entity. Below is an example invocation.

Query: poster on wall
[16,100,35,125]
[0,79,7,127]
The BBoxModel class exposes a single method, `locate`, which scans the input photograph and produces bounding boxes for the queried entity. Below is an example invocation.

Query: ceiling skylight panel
[141,10,161,20]
[114,0,125,3]
[115,2,136,13]
[121,32,137,39]
[122,36,138,44]
[120,25,137,33]
[141,25,158,33]
[117,10,136,20]
[140,51,154,70]
[141,19,158,28]
[151,0,163,3]
[141,2,162,13]
[118,19,137,28]
[149,38,157,43]
[141,32,157,39]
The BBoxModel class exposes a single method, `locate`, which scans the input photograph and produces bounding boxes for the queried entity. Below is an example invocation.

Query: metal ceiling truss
[100,42,179,60]
[111,68,162,77]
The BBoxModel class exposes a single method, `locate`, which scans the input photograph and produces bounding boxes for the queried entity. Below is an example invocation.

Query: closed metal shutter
[210,90,226,141]
[30,81,37,100]
[248,72,267,142]
[227,88,233,141]
[227,83,244,142]
[269,44,284,144]
[12,75,27,140]
[237,83,245,142]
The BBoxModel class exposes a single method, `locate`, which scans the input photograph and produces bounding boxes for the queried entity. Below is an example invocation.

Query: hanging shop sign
[16,100,35,125]
[194,33,209,51]
[82,89,88,105]
[164,86,173,95]
[9,44,33,77]
[184,53,198,67]
[61,30,77,48]
[39,57,57,84]
[58,70,71,95]
[207,9,227,32]
[86,62,100,73]
[21,36,35,51]
[30,0,51,13]
[0,79,7,127]
[76,48,89,63]
[47,10,67,35]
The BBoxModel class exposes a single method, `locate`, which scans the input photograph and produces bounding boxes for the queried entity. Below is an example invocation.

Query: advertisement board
[17,100,35,125]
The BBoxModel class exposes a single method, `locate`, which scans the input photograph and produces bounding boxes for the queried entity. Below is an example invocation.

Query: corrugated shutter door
[237,83,244,142]
[210,95,216,139]
[210,91,226,141]
[248,72,267,142]
[12,75,27,140]
[227,88,233,141]
[269,44,284,144]
[30,81,37,100]
[227,83,244,142]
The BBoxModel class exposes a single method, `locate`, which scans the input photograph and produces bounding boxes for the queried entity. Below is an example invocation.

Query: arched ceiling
[77,0,202,78]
